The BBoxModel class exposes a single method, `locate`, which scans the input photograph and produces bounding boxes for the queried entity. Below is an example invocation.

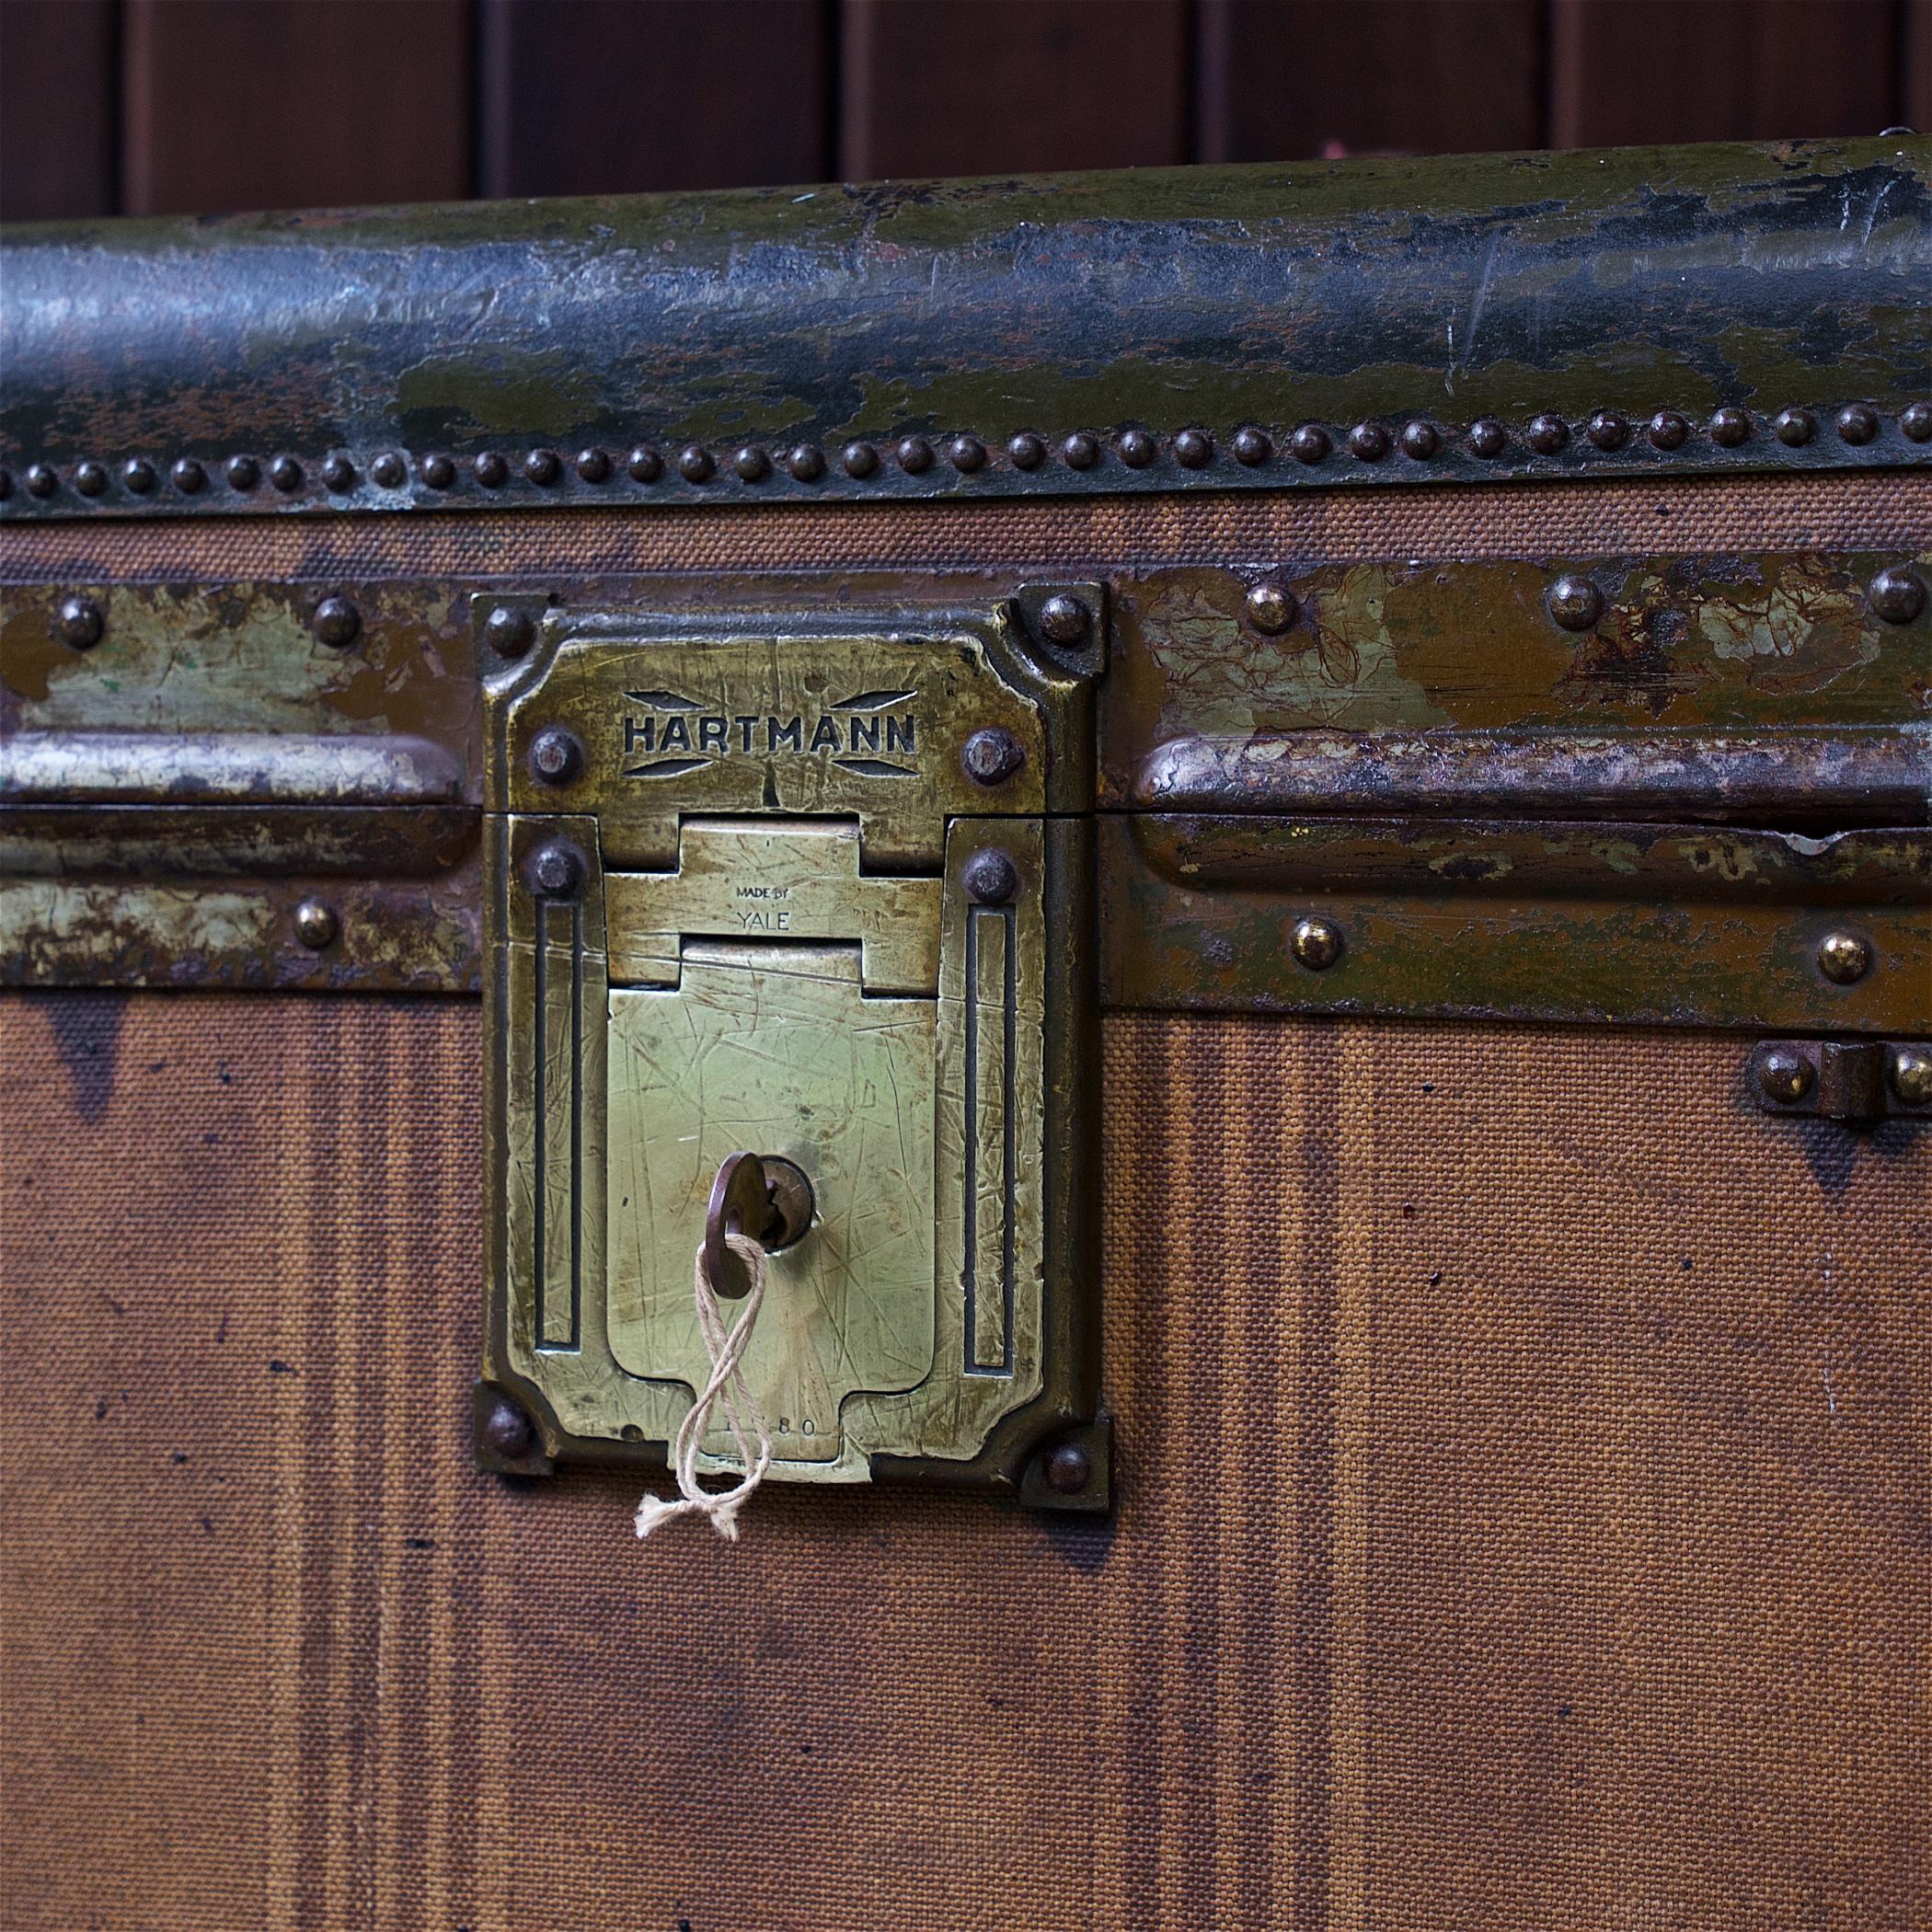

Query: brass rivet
[1890,1044,1932,1107]
[1547,573,1604,631]
[527,838,585,899]
[627,444,662,483]
[1291,915,1344,971]
[1039,593,1090,645]
[1233,425,1272,466]
[946,433,986,473]
[1006,432,1047,471]
[57,594,104,649]
[370,451,406,488]
[1245,582,1296,634]
[312,595,362,649]
[962,847,1018,904]
[676,444,713,482]
[171,457,207,494]
[1708,406,1751,447]
[293,898,339,949]
[1289,423,1329,465]
[1467,418,1507,458]
[1172,429,1213,468]
[1817,930,1873,983]
[961,726,1026,787]
[574,447,611,483]
[1347,421,1389,462]
[1869,566,1926,625]
[484,604,535,658]
[528,725,583,787]
[1774,407,1814,446]
[1399,419,1440,459]
[1754,1045,1814,1105]
[1525,413,1569,454]
[1043,1441,1091,1494]
[74,460,108,496]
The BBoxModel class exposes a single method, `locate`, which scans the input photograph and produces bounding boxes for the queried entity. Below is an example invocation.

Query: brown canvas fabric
[2,469,1926,584]
[2,993,1925,1930]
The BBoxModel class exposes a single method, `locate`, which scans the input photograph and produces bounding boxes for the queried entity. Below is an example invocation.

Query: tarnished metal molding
[2,137,1927,520]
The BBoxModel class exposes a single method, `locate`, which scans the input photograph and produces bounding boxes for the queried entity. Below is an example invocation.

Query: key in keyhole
[702,1152,815,1299]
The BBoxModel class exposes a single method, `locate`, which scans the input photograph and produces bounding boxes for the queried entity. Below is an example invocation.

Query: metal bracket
[1748,1038,1932,1121]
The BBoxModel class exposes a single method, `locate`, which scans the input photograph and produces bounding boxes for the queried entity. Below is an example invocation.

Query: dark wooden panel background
[2,0,1926,221]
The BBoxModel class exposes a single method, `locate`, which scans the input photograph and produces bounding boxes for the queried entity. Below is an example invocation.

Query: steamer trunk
[3,139,1928,1932]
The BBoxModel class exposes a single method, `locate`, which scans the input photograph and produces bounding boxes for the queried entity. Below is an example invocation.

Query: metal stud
[1526,414,1569,454]
[1291,916,1344,971]
[1399,419,1439,460]
[312,595,362,649]
[323,454,357,491]
[525,448,562,485]
[57,595,104,649]
[293,899,339,950]
[1547,574,1604,631]
[961,726,1026,787]
[1118,428,1157,468]
[896,435,935,474]
[1467,418,1507,458]
[1043,1442,1092,1495]
[420,453,455,489]
[484,604,535,658]
[528,725,584,787]
[1039,593,1091,645]
[627,444,662,483]
[1348,422,1389,462]
[222,454,259,491]
[171,457,207,494]
[1586,410,1628,451]
[527,839,585,900]
[1753,1044,1813,1105]
[677,444,714,482]
[1708,407,1751,447]
[946,433,987,473]
[1901,403,1932,443]
[473,451,508,487]
[841,440,880,477]
[481,1397,535,1461]
[1817,929,1872,984]
[734,444,771,481]
[1834,403,1879,445]
[74,461,108,497]
[1774,407,1814,446]
[1172,429,1213,468]
[1289,424,1329,465]
[962,847,1018,904]
[1648,410,1689,450]
[1007,432,1047,471]
[1233,426,1272,466]
[1061,431,1100,470]
[26,464,57,498]
[1869,566,1926,625]
[371,451,406,488]
[788,443,825,481]
[123,458,158,494]
[1890,1044,1932,1107]
[1245,582,1296,635]
[574,447,611,483]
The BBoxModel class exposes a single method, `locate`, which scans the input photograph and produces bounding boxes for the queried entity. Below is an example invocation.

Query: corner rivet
[961,726,1026,788]
[962,847,1018,904]
[1547,574,1604,631]
[528,724,583,787]
[526,839,585,899]
[1869,566,1926,625]
[1038,592,1090,645]
[1245,582,1296,634]
[1043,1442,1091,1494]
[484,604,535,658]
[1817,930,1873,984]
[1291,915,1344,971]
[481,1397,535,1460]
[293,898,339,950]
[1890,1044,1932,1106]
[57,594,104,650]
[1753,1045,1814,1105]
[312,595,362,649]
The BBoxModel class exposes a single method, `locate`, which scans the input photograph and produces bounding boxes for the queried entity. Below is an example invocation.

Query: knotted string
[634,1231,774,1542]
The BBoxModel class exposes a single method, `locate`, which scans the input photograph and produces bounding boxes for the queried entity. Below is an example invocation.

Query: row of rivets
[6,403,1928,504]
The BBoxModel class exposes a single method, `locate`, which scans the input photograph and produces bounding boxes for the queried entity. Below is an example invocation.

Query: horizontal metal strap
[1133,728,1931,828]
[2,730,469,807]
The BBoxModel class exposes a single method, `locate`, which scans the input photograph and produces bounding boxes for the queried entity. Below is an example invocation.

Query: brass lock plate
[478,589,1104,1503]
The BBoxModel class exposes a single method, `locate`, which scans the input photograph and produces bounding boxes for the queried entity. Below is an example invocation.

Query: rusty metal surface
[2,138,1926,523]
